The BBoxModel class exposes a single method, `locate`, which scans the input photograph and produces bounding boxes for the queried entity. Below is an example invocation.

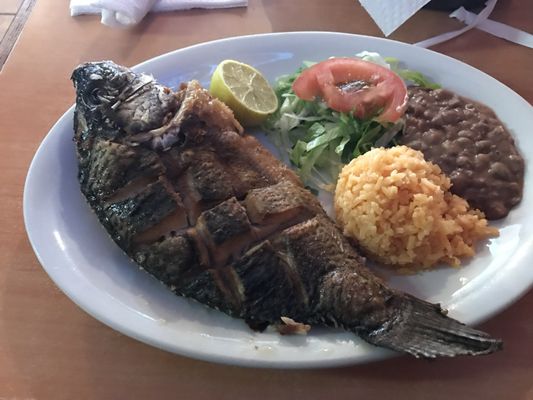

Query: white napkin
[70,0,248,27]
[359,0,431,37]
[359,0,531,50]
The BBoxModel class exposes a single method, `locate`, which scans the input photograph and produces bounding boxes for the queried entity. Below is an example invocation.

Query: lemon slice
[209,60,278,127]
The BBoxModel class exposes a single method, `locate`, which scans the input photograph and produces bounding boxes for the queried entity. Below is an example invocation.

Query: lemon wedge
[209,60,278,127]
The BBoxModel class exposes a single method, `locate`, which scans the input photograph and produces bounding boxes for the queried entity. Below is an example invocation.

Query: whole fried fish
[71,61,502,358]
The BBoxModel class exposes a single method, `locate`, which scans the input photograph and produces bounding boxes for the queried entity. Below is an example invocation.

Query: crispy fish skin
[71,61,502,358]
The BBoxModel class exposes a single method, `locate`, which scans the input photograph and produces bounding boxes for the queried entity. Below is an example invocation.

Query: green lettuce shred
[262,54,439,191]
[385,57,441,89]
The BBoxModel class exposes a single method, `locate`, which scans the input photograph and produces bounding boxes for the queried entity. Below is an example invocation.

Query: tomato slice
[292,57,407,123]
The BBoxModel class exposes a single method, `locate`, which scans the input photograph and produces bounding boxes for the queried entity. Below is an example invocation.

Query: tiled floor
[0,15,15,40]
[0,0,35,70]
[4,0,25,14]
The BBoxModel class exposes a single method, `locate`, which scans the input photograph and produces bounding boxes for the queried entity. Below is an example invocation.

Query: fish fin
[361,295,503,358]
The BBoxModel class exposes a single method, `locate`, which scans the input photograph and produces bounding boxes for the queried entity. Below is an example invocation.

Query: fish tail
[360,294,503,358]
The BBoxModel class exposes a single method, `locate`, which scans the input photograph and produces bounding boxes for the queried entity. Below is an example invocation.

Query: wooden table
[1,0,532,398]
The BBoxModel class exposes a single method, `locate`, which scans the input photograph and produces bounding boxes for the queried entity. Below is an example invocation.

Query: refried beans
[398,87,524,220]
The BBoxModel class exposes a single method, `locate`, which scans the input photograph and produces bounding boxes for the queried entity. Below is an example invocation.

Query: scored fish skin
[71,61,502,359]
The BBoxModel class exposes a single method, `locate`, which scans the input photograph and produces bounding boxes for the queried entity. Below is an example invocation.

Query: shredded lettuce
[262,53,439,191]
[384,57,441,90]
[357,52,441,90]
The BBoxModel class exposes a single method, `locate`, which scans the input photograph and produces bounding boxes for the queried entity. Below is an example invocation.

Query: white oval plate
[24,32,533,368]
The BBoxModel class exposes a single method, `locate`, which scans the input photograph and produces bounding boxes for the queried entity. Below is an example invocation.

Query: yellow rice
[334,146,499,272]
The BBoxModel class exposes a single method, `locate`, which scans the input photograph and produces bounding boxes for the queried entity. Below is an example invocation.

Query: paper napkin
[70,0,248,27]
[358,0,431,37]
